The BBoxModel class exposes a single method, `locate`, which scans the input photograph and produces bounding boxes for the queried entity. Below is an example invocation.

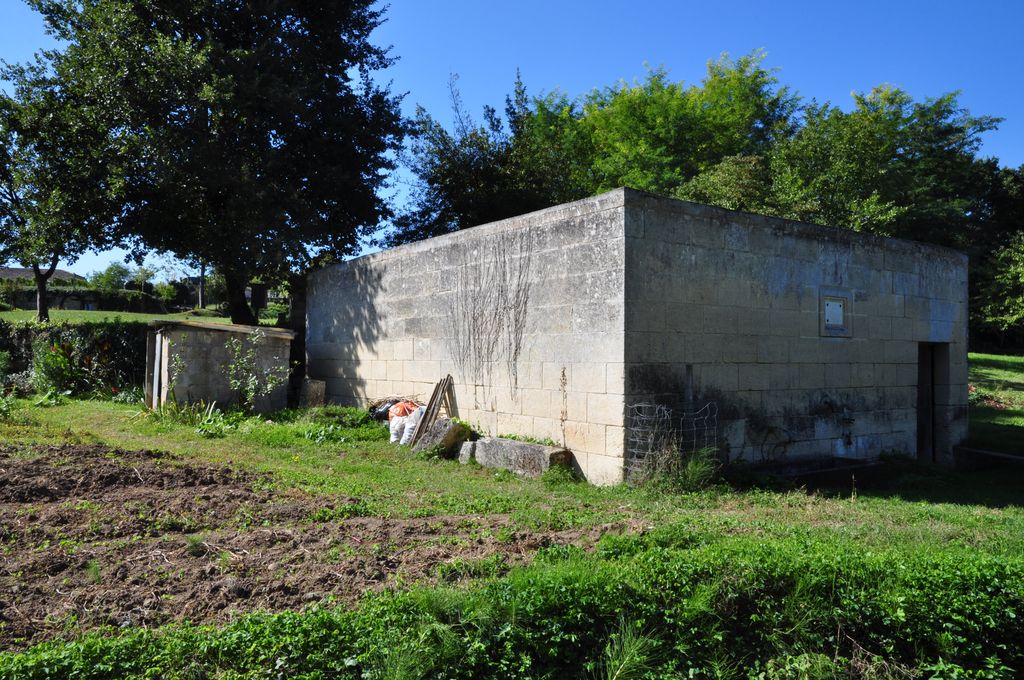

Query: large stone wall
[307,188,969,483]
[624,192,968,467]
[306,192,629,483]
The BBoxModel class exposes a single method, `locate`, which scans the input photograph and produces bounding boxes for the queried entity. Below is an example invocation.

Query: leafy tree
[977,164,1024,253]
[676,155,777,214]
[972,165,1024,344]
[976,232,1024,344]
[387,74,587,245]
[393,53,797,243]
[88,261,132,293]
[128,265,155,290]
[0,59,119,322]
[768,87,999,246]
[30,0,405,324]
[580,53,798,196]
[153,280,179,305]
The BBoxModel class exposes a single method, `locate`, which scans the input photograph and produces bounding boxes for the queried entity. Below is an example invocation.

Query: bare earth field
[0,444,612,650]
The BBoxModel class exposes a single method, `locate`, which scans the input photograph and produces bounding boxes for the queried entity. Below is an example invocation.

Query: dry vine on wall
[446,229,533,404]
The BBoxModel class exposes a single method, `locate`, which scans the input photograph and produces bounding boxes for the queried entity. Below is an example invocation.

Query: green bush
[0,320,148,390]
[259,300,289,321]
[224,328,289,412]
[31,339,84,393]
[2,534,1020,678]
[0,393,14,421]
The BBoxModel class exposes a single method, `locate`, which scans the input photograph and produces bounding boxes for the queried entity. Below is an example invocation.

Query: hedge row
[1,533,1020,678]
[0,320,149,388]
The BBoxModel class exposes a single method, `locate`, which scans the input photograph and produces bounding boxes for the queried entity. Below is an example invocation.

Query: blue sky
[2,0,1022,277]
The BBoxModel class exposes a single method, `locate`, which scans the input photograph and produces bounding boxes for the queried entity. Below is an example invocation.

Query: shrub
[185,307,223,318]
[632,445,722,492]
[2,535,1021,678]
[224,328,289,413]
[0,320,148,390]
[259,301,289,322]
[0,394,14,421]
[111,386,145,404]
[31,339,85,394]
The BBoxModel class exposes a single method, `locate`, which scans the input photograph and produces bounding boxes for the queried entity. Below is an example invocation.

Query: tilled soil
[0,444,612,649]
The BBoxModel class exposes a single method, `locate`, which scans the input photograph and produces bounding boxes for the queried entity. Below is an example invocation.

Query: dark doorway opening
[918,342,950,463]
[918,344,935,463]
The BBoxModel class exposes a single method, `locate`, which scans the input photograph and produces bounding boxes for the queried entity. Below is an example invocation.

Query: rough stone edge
[457,437,573,479]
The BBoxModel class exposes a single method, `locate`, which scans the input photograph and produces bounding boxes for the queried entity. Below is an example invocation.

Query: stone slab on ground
[458,437,572,478]
[412,417,470,458]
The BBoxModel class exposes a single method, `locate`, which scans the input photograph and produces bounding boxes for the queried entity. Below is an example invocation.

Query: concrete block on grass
[412,417,471,458]
[458,437,572,478]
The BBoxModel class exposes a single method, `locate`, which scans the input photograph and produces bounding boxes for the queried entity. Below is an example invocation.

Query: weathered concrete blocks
[308,188,969,483]
[460,437,571,478]
[586,393,625,426]
[148,321,295,414]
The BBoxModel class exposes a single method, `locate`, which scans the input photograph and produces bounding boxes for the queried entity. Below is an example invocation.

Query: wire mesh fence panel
[625,403,675,479]
[627,401,720,480]
[679,402,718,455]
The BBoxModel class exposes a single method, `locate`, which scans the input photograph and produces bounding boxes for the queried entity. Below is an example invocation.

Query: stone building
[306,189,968,484]
[145,320,295,413]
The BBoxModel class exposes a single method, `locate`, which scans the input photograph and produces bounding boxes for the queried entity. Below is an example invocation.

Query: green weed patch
[2,535,1020,678]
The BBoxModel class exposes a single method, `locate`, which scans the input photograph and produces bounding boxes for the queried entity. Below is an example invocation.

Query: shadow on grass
[810,459,1024,509]
[968,405,1024,454]
[969,355,1024,372]
[726,457,1024,509]
[970,373,1024,396]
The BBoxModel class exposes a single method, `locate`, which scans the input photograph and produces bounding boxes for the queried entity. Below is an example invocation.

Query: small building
[0,267,98,310]
[145,320,295,413]
[306,189,968,484]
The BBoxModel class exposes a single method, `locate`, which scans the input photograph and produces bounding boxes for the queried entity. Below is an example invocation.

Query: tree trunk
[224,269,257,325]
[32,256,59,323]
[198,261,206,309]
[286,271,307,407]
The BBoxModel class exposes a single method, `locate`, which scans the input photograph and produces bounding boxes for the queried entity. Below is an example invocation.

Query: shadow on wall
[307,256,385,403]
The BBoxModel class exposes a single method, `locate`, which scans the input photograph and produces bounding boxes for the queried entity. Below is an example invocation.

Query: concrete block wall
[146,321,294,413]
[306,191,629,484]
[623,191,968,466]
[307,188,969,483]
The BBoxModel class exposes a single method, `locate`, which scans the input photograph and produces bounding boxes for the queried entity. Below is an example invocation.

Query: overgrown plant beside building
[631,445,722,492]
[224,328,290,413]
[31,339,83,394]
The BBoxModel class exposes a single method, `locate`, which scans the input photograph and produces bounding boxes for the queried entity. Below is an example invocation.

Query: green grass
[968,405,1024,453]
[3,396,1024,553]
[968,352,1024,454]
[2,356,1024,675]
[970,352,1024,408]
[0,309,232,324]
[5,538,1022,678]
